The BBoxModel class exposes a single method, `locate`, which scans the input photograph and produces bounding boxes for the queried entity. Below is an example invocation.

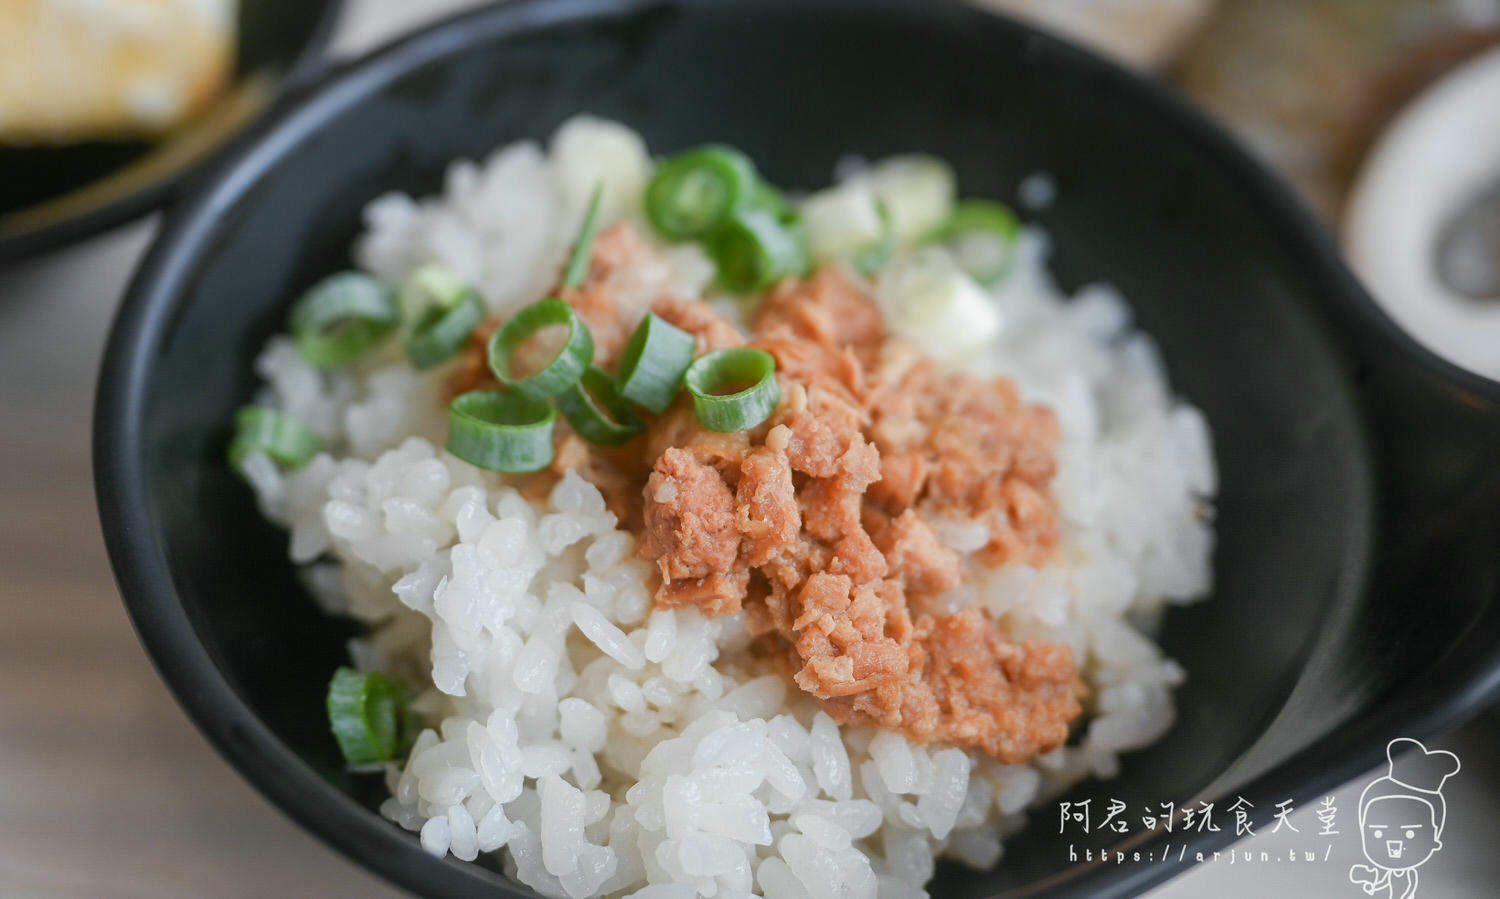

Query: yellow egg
[0,0,236,143]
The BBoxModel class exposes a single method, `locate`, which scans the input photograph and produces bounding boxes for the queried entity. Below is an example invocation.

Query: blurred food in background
[1344,45,1500,379]
[1175,0,1500,220]
[1171,0,1500,378]
[980,0,1500,376]
[0,0,237,144]
[0,0,1493,375]
[975,0,1217,67]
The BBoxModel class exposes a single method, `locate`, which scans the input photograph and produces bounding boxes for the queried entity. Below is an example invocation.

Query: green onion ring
[751,182,811,278]
[750,180,795,219]
[406,289,485,369]
[326,667,410,766]
[397,264,468,321]
[925,200,1021,286]
[645,146,758,240]
[289,271,399,367]
[684,347,781,432]
[556,367,644,446]
[228,406,320,471]
[486,297,595,397]
[446,389,557,472]
[853,200,895,276]
[563,182,605,290]
[615,313,696,413]
[706,207,807,293]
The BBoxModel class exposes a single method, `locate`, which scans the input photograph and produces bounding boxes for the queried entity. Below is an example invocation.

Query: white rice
[242,116,1216,898]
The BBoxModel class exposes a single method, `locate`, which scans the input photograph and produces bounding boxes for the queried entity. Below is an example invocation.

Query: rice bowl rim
[91,1,1500,897]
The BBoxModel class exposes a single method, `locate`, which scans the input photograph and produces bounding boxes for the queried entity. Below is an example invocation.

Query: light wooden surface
[0,2,1496,898]
[0,224,410,898]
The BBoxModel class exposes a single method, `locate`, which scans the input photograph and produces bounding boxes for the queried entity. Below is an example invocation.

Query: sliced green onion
[289,272,399,367]
[446,389,557,472]
[853,200,895,276]
[615,313,696,413]
[785,215,811,278]
[684,347,781,432]
[645,146,757,240]
[752,182,811,278]
[706,208,807,293]
[486,297,594,397]
[228,406,320,471]
[925,200,1021,286]
[326,667,410,766]
[563,182,605,290]
[800,183,885,265]
[873,247,1002,359]
[397,264,468,321]
[406,289,485,369]
[866,154,957,244]
[750,181,794,219]
[557,367,644,445]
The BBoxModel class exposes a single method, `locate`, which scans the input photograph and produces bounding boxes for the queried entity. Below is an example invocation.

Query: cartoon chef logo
[1348,738,1461,899]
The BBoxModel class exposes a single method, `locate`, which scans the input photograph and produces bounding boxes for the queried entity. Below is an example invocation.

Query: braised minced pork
[447,224,1081,764]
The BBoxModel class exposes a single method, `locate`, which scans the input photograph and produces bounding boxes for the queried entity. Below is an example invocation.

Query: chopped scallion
[397,264,468,321]
[557,367,644,445]
[684,347,781,432]
[446,389,557,472]
[615,313,696,413]
[645,146,757,240]
[406,289,485,369]
[326,667,410,766]
[486,297,594,397]
[289,272,399,367]
[706,208,807,293]
[853,200,895,276]
[866,154,957,244]
[228,406,320,471]
[925,200,1021,286]
[750,180,795,220]
[563,182,605,290]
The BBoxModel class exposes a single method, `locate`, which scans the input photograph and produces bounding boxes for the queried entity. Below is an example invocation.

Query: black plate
[93,0,1500,896]
[0,0,344,263]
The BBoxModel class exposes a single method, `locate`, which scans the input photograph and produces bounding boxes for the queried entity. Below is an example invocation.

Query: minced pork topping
[449,223,1083,765]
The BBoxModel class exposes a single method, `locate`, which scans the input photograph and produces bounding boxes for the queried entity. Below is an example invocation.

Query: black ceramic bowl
[94,1,1500,896]
[0,0,344,263]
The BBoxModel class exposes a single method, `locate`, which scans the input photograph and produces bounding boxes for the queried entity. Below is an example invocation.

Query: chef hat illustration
[1357,738,1462,838]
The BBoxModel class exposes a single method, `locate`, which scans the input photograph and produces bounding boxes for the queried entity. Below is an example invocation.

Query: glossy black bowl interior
[95,1,1500,896]
[0,0,343,262]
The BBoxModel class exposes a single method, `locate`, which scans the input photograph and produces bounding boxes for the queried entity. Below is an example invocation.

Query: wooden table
[0,224,407,897]
[1,2,1495,897]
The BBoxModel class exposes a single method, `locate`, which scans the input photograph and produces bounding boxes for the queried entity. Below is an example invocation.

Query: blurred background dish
[1167,0,1500,380]
[0,0,344,263]
[1344,45,1500,381]
[0,0,237,144]
[1173,0,1500,220]
[974,0,1218,67]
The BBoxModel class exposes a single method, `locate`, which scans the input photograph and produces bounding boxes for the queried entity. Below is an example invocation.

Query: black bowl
[94,0,1500,896]
[0,0,345,263]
